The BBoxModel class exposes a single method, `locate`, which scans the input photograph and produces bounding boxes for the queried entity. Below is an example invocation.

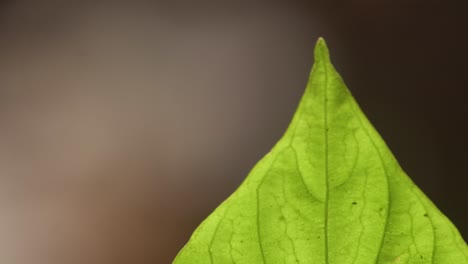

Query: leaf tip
[314,37,331,63]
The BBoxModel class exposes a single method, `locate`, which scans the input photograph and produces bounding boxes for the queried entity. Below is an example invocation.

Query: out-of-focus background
[0,0,467,263]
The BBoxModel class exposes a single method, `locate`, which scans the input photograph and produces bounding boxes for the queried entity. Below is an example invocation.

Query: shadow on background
[0,0,466,263]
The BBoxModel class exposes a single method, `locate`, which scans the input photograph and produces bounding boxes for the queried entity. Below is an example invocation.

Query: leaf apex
[314,37,331,63]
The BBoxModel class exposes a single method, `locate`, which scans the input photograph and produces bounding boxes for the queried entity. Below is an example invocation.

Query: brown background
[0,0,466,263]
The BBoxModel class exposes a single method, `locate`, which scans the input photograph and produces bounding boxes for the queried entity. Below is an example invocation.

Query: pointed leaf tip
[314,37,331,63]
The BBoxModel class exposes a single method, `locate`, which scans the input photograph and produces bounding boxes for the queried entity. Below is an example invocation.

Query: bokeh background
[0,0,467,263]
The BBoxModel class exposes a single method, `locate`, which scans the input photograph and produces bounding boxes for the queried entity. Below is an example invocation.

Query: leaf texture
[173,38,468,264]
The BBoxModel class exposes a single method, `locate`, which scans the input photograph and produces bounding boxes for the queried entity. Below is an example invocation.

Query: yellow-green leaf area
[173,38,468,264]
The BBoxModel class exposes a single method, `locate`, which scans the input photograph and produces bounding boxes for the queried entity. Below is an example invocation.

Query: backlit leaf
[173,38,468,264]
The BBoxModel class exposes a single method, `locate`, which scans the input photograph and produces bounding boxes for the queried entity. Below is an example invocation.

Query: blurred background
[0,0,467,263]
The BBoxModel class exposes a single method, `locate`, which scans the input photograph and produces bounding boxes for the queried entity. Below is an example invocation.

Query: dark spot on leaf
[352,201,357,205]
[378,207,384,216]
[424,213,428,217]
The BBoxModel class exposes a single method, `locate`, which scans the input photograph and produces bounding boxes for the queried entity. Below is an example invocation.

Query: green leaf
[173,38,468,264]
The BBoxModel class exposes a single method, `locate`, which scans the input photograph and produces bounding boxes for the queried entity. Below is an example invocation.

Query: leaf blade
[173,38,468,264]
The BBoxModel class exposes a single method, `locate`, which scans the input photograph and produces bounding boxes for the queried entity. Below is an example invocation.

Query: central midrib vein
[322,49,330,264]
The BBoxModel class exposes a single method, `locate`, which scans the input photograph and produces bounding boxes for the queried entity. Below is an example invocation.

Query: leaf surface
[173,38,468,264]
